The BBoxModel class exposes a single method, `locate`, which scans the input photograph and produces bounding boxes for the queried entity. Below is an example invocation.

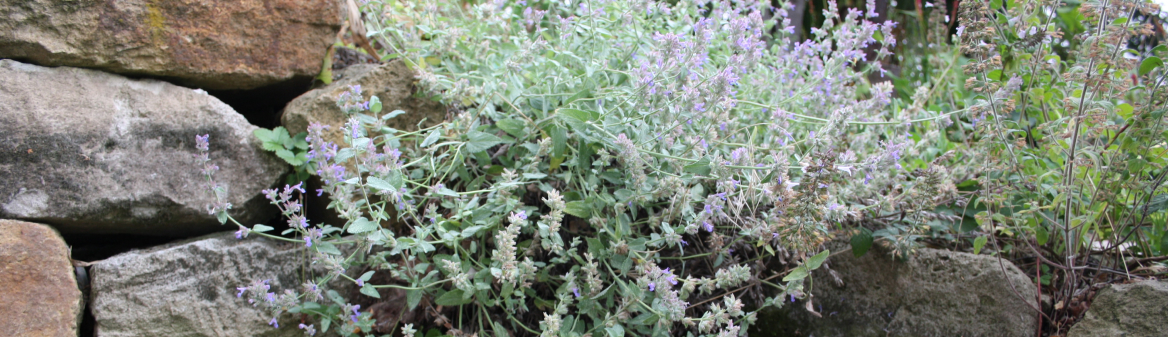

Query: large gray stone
[0,59,287,236]
[755,246,1040,337]
[0,219,83,337]
[1068,280,1168,337]
[0,0,340,90]
[90,232,310,337]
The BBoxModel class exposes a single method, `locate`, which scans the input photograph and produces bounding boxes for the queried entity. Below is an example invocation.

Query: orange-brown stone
[0,219,82,337]
[0,0,342,90]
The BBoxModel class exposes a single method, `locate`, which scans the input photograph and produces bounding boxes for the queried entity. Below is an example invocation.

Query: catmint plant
[199,0,988,336]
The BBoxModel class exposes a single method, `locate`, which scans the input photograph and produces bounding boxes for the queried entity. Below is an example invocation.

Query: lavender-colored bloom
[236,287,247,297]
[648,282,656,292]
[266,292,276,302]
[304,236,313,247]
[195,134,210,152]
[269,317,279,328]
[572,287,580,298]
[299,324,316,336]
[357,279,364,287]
[350,305,362,322]
[703,221,714,232]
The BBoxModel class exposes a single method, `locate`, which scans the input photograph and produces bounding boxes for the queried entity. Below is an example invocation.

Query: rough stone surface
[0,0,340,90]
[1068,280,1168,337]
[0,60,287,236]
[90,232,312,337]
[0,219,83,337]
[281,61,447,144]
[756,245,1039,337]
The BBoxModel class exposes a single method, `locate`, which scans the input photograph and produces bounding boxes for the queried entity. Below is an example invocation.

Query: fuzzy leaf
[495,119,526,138]
[683,157,712,176]
[348,217,380,234]
[421,130,441,148]
[359,284,381,298]
[465,130,504,153]
[435,289,474,306]
[252,224,275,233]
[564,201,592,219]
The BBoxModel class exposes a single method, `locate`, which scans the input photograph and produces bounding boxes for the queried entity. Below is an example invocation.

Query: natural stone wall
[0,0,340,90]
[0,59,287,236]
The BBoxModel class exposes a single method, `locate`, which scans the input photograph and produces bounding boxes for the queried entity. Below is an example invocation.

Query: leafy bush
[195,0,1168,336]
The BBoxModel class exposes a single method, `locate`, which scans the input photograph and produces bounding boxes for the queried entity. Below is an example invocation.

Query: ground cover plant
[199,0,1168,336]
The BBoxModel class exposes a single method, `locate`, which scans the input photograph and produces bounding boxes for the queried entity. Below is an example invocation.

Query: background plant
[893,0,1168,333]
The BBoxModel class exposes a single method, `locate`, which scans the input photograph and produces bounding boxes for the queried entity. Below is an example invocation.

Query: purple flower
[304,236,313,247]
[236,287,247,297]
[515,210,527,220]
[703,222,714,232]
[195,134,210,152]
[648,282,656,292]
[269,317,279,328]
[266,292,276,302]
[350,305,362,322]
[357,279,365,287]
[572,287,580,298]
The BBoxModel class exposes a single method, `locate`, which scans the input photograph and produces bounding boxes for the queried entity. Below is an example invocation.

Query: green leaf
[782,266,810,282]
[465,130,505,153]
[564,201,592,219]
[850,228,874,257]
[253,128,275,142]
[407,289,423,310]
[383,109,407,120]
[495,119,526,138]
[605,324,625,337]
[348,217,380,234]
[1139,56,1163,76]
[316,242,342,255]
[973,236,988,254]
[435,289,474,306]
[369,96,383,114]
[805,249,830,270]
[359,271,375,281]
[366,176,398,191]
[292,132,309,150]
[549,125,567,158]
[359,284,381,298]
[1117,103,1134,119]
[274,149,303,166]
[421,130,441,148]
[563,89,592,106]
[628,313,658,326]
[683,157,712,176]
[252,224,275,233]
[1145,194,1167,214]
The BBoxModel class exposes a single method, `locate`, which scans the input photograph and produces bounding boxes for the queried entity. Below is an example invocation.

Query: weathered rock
[0,0,340,90]
[755,246,1039,337]
[281,61,446,144]
[0,60,287,236]
[0,219,83,337]
[90,232,310,337]
[1068,280,1168,337]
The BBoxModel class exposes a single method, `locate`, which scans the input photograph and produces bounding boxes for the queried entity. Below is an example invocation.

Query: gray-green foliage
[207,0,974,336]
